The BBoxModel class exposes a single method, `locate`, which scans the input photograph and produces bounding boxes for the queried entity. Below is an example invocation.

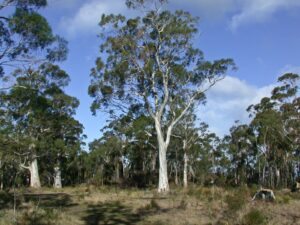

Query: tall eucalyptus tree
[89,0,235,192]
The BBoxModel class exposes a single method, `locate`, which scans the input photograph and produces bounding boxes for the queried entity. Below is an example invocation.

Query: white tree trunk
[29,158,41,188]
[155,119,170,193]
[158,144,169,192]
[151,151,157,172]
[174,162,178,186]
[183,150,188,188]
[54,166,62,188]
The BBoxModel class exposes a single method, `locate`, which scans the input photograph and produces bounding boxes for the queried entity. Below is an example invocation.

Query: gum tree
[89,0,235,192]
[0,0,67,89]
[1,63,78,188]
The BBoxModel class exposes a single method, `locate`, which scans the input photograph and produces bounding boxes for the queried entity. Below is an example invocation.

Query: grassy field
[0,185,300,225]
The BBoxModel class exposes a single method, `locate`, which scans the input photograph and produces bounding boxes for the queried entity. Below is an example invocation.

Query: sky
[39,0,300,145]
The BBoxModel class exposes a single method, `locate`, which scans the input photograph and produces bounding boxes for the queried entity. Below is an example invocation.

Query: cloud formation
[59,0,300,35]
[197,76,275,136]
[229,0,300,30]
[172,0,237,20]
[59,0,127,36]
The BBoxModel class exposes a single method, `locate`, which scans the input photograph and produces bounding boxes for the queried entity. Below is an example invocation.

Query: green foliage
[0,191,11,208]
[225,190,247,214]
[0,0,67,81]
[17,208,58,225]
[10,9,54,49]
[89,0,235,123]
[276,194,292,204]
[242,209,267,225]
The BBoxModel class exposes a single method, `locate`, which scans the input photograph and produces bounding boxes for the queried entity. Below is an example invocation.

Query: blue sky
[40,0,300,145]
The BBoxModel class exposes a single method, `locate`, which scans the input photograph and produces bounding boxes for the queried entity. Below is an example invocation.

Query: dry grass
[0,186,300,225]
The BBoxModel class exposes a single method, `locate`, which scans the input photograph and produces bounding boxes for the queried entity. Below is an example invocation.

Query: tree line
[0,0,299,193]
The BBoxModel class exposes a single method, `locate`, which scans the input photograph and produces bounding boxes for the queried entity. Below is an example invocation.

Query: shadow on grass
[23,193,77,208]
[82,200,169,225]
[0,191,78,210]
[0,191,13,209]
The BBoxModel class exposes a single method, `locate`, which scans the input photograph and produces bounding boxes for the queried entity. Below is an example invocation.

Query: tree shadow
[82,200,169,225]
[82,201,141,225]
[23,193,77,208]
[0,191,13,209]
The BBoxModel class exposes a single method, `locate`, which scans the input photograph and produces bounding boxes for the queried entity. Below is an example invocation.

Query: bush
[0,191,11,208]
[225,190,247,214]
[242,209,267,225]
[17,208,58,225]
[276,195,292,204]
[144,199,160,211]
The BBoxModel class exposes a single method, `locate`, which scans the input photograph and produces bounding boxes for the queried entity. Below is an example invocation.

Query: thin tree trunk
[276,168,280,188]
[151,150,157,173]
[115,159,120,184]
[183,148,188,188]
[0,160,3,190]
[258,157,261,185]
[54,166,62,188]
[262,165,266,186]
[174,162,178,186]
[29,158,41,188]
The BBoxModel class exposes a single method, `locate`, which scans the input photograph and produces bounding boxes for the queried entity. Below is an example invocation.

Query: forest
[0,0,300,225]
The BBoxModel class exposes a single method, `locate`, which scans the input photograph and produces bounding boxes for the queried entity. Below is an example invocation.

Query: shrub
[225,191,247,214]
[17,208,58,225]
[144,199,160,211]
[242,209,267,225]
[276,195,292,204]
[0,191,11,208]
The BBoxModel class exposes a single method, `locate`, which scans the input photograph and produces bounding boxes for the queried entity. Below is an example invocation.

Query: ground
[0,185,300,225]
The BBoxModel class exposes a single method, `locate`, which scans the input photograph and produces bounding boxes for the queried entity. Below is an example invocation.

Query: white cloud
[60,0,236,35]
[59,0,300,36]
[197,76,275,137]
[173,0,300,30]
[229,0,300,30]
[172,0,237,20]
[60,0,127,36]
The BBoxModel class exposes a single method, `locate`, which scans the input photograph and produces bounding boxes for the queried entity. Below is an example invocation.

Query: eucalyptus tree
[271,73,300,153]
[0,105,16,189]
[247,73,300,188]
[88,139,108,186]
[47,101,84,188]
[172,109,200,188]
[197,127,221,185]
[224,123,257,185]
[89,133,123,184]
[0,0,67,89]
[1,63,77,188]
[89,0,235,192]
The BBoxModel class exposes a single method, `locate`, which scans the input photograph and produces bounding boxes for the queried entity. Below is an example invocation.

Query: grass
[0,186,300,224]
[242,209,267,225]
